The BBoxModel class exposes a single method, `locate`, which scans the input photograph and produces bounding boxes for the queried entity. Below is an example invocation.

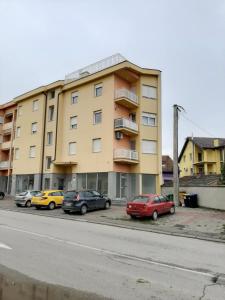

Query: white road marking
[0,224,215,279]
[0,242,12,250]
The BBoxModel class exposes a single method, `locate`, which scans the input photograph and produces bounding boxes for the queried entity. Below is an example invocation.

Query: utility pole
[173,104,184,206]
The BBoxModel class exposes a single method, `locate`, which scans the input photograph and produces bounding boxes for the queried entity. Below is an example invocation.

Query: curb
[1,207,225,244]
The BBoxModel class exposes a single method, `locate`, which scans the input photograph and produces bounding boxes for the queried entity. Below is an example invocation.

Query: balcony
[1,141,11,150]
[114,149,139,164]
[2,122,13,134]
[114,89,138,109]
[114,118,138,136]
[0,161,12,170]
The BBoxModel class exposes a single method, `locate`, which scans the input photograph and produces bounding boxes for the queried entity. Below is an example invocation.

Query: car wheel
[48,202,55,210]
[80,205,87,215]
[64,210,70,214]
[130,215,136,219]
[0,194,4,200]
[25,200,31,208]
[104,201,111,209]
[170,206,175,214]
[16,204,21,207]
[152,211,158,221]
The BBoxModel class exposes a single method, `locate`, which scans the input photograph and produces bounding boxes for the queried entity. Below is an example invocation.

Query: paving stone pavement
[1,196,225,242]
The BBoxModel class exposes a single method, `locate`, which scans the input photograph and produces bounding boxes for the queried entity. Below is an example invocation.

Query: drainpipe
[53,91,62,162]
[7,110,16,194]
[40,92,48,190]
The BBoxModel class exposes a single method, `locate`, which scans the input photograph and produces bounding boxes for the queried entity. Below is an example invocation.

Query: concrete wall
[162,186,225,210]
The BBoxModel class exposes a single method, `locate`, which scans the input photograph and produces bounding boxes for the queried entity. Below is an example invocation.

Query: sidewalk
[1,196,225,242]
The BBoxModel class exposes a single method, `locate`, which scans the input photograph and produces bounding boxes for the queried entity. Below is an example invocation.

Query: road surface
[0,209,225,299]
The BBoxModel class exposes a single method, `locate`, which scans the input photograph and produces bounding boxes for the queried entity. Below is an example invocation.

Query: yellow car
[31,190,64,210]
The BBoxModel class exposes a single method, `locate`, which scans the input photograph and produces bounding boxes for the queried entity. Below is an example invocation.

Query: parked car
[15,190,41,207]
[31,190,64,210]
[62,190,111,215]
[126,194,175,220]
[0,191,5,200]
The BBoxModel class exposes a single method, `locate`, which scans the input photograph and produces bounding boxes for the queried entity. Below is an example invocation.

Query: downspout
[53,91,62,162]
[40,92,48,190]
[7,110,15,194]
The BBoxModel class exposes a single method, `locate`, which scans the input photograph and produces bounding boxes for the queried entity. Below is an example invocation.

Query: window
[70,116,77,129]
[47,132,53,145]
[198,153,202,162]
[142,112,156,126]
[93,110,102,124]
[92,138,101,153]
[48,105,54,121]
[15,148,19,159]
[29,146,36,158]
[44,178,50,189]
[33,100,39,111]
[94,83,103,97]
[71,91,78,104]
[189,153,192,161]
[142,140,157,154]
[142,85,157,99]
[31,122,37,134]
[49,90,55,99]
[17,106,22,116]
[183,155,186,162]
[69,142,76,155]
[46,156,52,169]
[16,127,21,137]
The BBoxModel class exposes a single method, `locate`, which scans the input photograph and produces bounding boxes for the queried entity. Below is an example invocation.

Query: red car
[126,194,175,220]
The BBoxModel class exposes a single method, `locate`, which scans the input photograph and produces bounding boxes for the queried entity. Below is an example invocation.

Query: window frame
[92,138,101,153]
[48,105,54,121]
[142,139,157,154]
[93,110,102,125]
[142,112,157,127]
[32,100,39,111]
[29,146,36,158]
[94,83,103,97]
[31,122,37,134]
[71,91,78,104]
[47,132,53,145]
[15,148,19,160]
[142,85,157,99]
[68,142,76,155]
[70,116,77,129]
[16,126,21,138]
[46,156,52,170]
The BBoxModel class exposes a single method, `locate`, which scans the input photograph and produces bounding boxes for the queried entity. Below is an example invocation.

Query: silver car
[15,190,41,207]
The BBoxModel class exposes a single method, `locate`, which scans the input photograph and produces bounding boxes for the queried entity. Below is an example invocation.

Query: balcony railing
[114,118,138,133]
[114,149,139,161]
[115,89,138,105]
[0,161,11,169]
[1,141,11,150]
[2,122,13,132]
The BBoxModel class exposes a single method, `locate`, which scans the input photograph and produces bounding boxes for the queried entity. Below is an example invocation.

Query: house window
[33,100,39,111]
[46,156,52,169]
[198,153,202,162]
[92,138,101,153]
[94,83,103,97]
[183,155,186,162]
[17,106,22,116]
[71,91,78,104]
[142,85,157,99]
[49,90,55,99]
[142,112,156,126]
[69,142,76,155]
[190,153,192,161]
[93,110,102,124]
[31,122,37,134]
[15,148,19,160]
[70,116,77,129]
[142,140,157,154]
[44,178,50,189]
[16,127,21,138]
[47,132,53,145]
[29,146,36,158]
[48,105,54,121]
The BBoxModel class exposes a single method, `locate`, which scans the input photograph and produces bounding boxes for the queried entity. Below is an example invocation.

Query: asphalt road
[0,209,225,300]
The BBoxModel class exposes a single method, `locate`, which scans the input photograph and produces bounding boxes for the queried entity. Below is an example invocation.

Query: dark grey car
[62,190,111,215]
[15,190,41,207]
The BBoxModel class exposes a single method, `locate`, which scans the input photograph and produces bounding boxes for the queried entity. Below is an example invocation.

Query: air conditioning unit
[115,131,123,140]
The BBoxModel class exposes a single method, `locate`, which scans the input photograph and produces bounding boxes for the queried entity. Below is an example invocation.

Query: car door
[83,191,96,210]
[153,196,163,214]
[91,191,104,209]
[159,196,167,213]
[51,192,61,206]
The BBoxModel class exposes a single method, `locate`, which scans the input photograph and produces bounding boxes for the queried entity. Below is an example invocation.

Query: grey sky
[0,0,224,156]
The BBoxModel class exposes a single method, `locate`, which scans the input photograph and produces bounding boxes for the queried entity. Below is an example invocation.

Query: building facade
[179,137,225,177]
[1,54,162,199]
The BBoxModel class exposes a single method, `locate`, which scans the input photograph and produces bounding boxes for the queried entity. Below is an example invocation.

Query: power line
[180,112,215,137]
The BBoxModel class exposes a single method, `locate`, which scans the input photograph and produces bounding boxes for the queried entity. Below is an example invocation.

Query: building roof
[163,174,223,187]
[179,137,225,162]
[162,155,173,173]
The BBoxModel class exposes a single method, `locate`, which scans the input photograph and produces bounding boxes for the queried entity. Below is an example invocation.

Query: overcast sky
[0,0,224,156]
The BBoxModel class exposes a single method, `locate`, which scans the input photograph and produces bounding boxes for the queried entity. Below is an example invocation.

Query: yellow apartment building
[1,54,162,198]
[0,101,17,193]
[179,137,225,177]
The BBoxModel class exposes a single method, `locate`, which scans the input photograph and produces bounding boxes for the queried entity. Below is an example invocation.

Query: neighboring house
[179,137,225,177]
[0,54,162,199]
[162,155,173,182]
[0,101,17,193]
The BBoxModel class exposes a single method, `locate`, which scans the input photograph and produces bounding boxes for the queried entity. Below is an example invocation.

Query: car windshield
[18,192,28,196]
[65,191,77,197]
[92,191,100,196]
[132,196,150,203]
